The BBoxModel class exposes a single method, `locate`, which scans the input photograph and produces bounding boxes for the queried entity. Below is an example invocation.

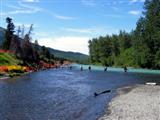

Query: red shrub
[0,50,15,54]
[0,66,8,72]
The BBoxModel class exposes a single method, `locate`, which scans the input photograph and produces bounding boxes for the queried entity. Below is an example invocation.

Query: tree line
[88,0,160,69]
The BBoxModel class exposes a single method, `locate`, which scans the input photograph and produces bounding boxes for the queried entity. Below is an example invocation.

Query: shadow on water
[0,68,160,120]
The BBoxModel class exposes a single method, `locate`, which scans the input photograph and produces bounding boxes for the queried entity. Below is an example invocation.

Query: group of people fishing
[79,65,128,72]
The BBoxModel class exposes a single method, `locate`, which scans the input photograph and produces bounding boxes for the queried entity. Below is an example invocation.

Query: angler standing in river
[80,66,83,71]
[88,66,91,71]
[124,66,128,72]
[104,66,107,71]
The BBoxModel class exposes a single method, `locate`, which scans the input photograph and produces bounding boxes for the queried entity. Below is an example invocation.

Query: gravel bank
[99,85,160,120]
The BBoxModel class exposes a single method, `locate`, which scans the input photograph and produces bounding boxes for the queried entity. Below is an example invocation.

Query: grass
[0,53,21,66]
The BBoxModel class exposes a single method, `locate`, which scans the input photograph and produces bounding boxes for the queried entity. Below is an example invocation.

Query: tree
[41,46,51,62]
[22,34,34,63]
[3,17,15,50]
[33,40,40,63]
[155,49,160,68]
[34,40,39,51]
[21,24,35,63]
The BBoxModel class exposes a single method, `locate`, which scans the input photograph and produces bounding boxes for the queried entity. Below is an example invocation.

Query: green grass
[0,53,21,65]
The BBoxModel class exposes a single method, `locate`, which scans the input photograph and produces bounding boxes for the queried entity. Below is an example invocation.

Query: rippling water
[0,66,160,120]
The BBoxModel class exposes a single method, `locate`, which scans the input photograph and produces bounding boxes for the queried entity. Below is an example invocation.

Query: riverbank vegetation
[89,0,160,69]
[0,52,30,77]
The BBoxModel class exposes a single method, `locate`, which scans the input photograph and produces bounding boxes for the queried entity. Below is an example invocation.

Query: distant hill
[48,48,89,63]
[0,27,89,63]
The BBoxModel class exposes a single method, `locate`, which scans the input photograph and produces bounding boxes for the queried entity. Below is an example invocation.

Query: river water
[0,66,160,120]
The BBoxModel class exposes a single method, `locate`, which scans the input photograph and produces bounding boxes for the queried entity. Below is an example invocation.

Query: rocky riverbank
[99,85,160,120]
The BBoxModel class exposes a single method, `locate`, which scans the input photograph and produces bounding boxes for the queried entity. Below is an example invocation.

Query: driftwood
[94,90,111,97]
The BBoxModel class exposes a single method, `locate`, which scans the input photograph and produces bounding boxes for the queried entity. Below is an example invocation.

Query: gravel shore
[99,85,160,120]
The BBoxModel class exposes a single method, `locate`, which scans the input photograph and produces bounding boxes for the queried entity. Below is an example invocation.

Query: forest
[88,0,160,69]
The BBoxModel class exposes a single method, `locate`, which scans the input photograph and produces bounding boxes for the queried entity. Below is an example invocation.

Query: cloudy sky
[0,0,145,54]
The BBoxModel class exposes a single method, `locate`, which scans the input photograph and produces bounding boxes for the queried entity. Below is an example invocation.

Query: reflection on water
[0,68,160,120]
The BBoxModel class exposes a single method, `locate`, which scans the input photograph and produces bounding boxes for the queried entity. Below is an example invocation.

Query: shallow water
[74,64,160,74]
[0,67,160,120]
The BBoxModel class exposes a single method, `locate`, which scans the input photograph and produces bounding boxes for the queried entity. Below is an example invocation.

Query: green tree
[3,17,15,50]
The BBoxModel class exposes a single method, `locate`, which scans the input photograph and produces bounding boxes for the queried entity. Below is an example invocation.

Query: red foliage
[0,66,8,72]
[23,66,31,72]
[0,50,15,54]
[39,61,54,68]
[40,61,50,68]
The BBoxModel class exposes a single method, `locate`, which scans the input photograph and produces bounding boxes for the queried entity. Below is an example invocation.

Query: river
[0,66,160,120]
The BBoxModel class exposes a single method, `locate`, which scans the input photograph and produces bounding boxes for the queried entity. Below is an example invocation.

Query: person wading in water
[88,66,91,71]
[80,66,83,71]
[104,66,107,71]
[69,66,72,70]
[124,66,128,72]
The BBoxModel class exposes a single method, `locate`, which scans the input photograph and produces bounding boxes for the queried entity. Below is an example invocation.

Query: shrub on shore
[0,65,30,73]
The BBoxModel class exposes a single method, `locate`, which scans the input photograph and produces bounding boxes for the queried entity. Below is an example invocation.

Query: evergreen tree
[3,17,15,50]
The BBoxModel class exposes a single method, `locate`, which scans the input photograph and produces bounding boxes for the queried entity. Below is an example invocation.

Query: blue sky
[0,0,145,54]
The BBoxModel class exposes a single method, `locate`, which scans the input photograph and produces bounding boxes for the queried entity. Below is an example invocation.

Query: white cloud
[6,4,21,10]
[54,14,75,20]
[63,28,96,33]
[34,32,54,38]
[103,14,123,18]
[130,0,138,3]
[9,10,37,14]
[38,36,90,54]
[129,10,141,15]
[45,10,76,20]
[62,26,119,36]
[81,0,96,6]
[6,2,42,15]
[129,0,145,3]
[22,0,39,3]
